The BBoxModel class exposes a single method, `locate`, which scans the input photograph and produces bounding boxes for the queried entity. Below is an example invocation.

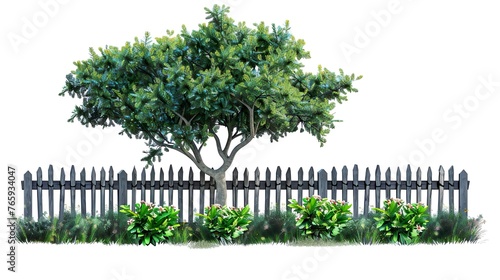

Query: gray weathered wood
[318,169,327,199]
[118,170,127,210]
[297,167,303,205]
[364,167,370,217]
[109,166,114,215]
[60,168,66,220]
[131,167,137,211]
[150,166,155,203]
[37,167,43,220]
[23,171,32,219]
[385,168,391,200]
[331,167,338,200]
[448,166,455,214]
[232,168,238,207]
[438,166,444,214]
[427,167,432,214]
[342,166,348,202]
[100,168,105,218]
[141,168,146,202]
[285,168,292,212]
[375,165,381,208]
[91,167,96,217]
[159,168,165,206]
[188,167,194,223]
[200,171,206,215]
[70,166,76,216]
[80,168,86,218]
[276,167,282,212]
[265,168,271,216]
[178,167,184,222]
[308,167,314,197]
[168,165,174,206]
[254,168,260,217]
[459,170,468,217]
[405,165,411,203]
[352,165,359,218]
[48,165,54,219]
[244,168,250,207]
[416,167,422,204]
[396,167,401,199]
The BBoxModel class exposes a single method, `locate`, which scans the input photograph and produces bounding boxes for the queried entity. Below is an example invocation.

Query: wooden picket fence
[22,164,469,222]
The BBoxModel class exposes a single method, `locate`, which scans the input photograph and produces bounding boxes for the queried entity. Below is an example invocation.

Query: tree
[59,5,362,205]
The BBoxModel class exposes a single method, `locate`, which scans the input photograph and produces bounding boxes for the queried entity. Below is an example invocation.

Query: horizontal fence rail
[22,165,469,222]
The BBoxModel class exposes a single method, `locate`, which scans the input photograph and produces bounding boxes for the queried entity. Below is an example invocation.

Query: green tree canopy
[60,5,362,204]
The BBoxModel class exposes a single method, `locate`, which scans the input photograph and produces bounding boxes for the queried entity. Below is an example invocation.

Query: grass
[16,209,485,246]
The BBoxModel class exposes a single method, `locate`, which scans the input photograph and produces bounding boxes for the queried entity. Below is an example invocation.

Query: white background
[1,0,499,279]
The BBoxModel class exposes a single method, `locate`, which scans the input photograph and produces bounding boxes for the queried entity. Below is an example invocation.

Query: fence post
[23,171,33,220]
[118,170,128,211]
[459,170,468,217]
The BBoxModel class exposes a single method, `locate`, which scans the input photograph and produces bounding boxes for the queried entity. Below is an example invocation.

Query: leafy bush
[196,204,252,244]
[288,195,352,239]
[119,201,180,246]
[373,198,430,244]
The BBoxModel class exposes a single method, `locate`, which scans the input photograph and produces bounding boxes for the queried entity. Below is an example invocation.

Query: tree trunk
[213,172,227,205]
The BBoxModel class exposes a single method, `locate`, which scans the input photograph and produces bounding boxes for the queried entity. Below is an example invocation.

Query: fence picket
[276,167,282,212]
[70,166,76,216]
[48,165,54,219]
[352,165,359,218]
[448,166,454,214]
[80,168,86,218]
[438,166,444,214]
[427,167,432,213]
[405,165,411,203]
[37,167,43,220]
[375,166,381,208]
[364,167,370,217]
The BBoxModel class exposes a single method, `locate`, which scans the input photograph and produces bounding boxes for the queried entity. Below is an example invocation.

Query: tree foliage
[59,5,361,203]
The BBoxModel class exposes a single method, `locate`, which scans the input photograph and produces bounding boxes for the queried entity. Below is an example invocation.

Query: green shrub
[196,204,252,244]
[241,210,299,244]
[288,195,352,240]
[119,201,180,246]
[373,198,430,244]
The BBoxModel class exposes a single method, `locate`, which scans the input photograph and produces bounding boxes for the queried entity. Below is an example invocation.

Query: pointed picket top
[298,167,303,185]
[244,168,250,188]
[342,166,348,184]
[233,167,239,184]
[150,166,156,184]
[385,168,391,185]
[276,166,282,184]
[266,167,271,186]
[189,167,194,184]
[286,167,292,186]
[406,165,412,185]
[353,164,359,185]
[80,168,86,185]
[448,166,455,185]
[439,165,445,185]
[91,167,96,185]
[160,167,165,186]
[200,170,206,185]
[168,165,174,186]
[70,166,76,187]
[332,167,338,185]
[308,167,314,185]
[365,167,370,185]
[255,167,261,185]
[141,167,147,185]
[427,167,432,182]
[60,167,66,184]
[48,165,54,186]
[178,167,184,184]
[109,166,114,187]
[100,167,106,185]
[375,165,381,185]
[37,167,43,186]
[132,167,137,185]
